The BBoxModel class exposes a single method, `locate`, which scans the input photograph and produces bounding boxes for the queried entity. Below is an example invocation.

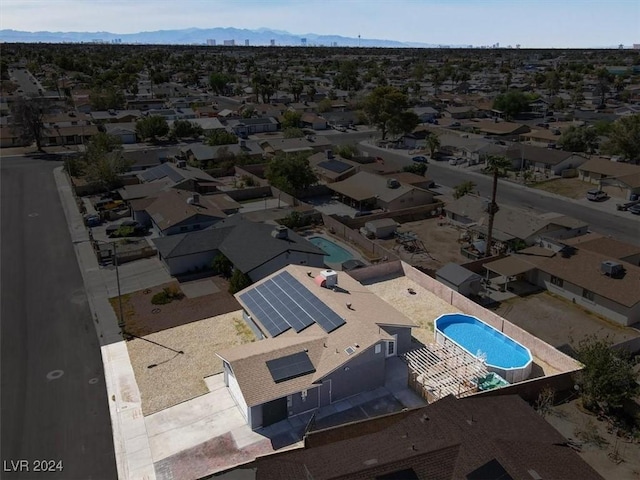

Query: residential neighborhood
[2,34,640,480]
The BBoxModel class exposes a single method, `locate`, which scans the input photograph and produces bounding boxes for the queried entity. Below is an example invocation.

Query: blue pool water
[435,313,532,369]
[308,236,354,264]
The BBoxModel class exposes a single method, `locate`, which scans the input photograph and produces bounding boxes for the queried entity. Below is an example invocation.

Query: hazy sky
[1,0,639,47]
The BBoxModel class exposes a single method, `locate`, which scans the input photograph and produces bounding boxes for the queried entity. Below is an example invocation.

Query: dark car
[412,155,429,163]
[629,204,640,215]
[106,220,147,237]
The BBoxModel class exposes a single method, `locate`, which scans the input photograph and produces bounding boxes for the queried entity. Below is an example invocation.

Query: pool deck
[362,273,562,377]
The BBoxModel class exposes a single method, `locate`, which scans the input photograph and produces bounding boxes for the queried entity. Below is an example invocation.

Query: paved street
[359,144,640,246]
[1,156,116,479]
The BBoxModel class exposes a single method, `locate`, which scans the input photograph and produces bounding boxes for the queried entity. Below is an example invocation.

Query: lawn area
[532,178,594,199]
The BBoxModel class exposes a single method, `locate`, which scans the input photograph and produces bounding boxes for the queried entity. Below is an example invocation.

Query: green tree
[483,155,512,257]
[171,120,203,140]
[362,86,411,140]
[492,90,532,119]
[544,70,561,96]
[403,163,428,176]
[594,68,612,107]
[265,152,317,195]
[10,96,49,151]
[212,253,233,278]
[453,180,476,199]
[290,81,304,102]
[209,72,231,95]
[83,133,132,190]
[576,335,639,414]
[283,127,304,138]
[602,114,640,164]
[317,98,333,113]
[335,144,359,159]
[90,87,125,110]
[228,269,252,294]
[136,115,169,142]
[559,125,598,153]
[281,110,302,129]
[206,129,238,146]
[388,111,420,139]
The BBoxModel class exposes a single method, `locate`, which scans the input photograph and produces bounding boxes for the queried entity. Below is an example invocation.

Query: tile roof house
[308,151,358,183]
[217,264,416,430]
[327,171,435,212]
[152,217,325,278]
[253,394,603,480]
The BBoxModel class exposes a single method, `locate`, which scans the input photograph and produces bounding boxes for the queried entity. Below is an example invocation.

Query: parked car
[106,220,147,237]
[448,157,466,166]
[450,122,461,128]
[412,155,429,163]
[83,213,101,227]
[629,204,640,215]
[586,190,609,202]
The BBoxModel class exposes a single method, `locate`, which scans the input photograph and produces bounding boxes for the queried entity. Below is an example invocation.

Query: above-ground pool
[308,236,354,264]
[434,313,532,383]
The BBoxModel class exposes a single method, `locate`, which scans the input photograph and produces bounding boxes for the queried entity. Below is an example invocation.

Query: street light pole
[95,239,125,337]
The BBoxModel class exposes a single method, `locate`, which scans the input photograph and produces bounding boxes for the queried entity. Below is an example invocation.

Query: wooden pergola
[404,342,489,401]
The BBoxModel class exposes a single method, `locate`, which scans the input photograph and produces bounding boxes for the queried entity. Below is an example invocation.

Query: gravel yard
[127,310,256,415]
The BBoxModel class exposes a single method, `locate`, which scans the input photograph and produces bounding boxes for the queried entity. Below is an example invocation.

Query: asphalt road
[1,156,116,479]
[359,144,640,246]
[8,68,44,96]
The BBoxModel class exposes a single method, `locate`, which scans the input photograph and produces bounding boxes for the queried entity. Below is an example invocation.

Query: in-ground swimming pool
[308,236,354,264]
[434,313,532,383]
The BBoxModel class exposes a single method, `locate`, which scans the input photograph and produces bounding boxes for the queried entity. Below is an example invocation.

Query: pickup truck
[106,220,147,237]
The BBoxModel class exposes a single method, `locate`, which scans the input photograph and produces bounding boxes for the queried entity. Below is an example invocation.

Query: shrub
[151,286,184,305]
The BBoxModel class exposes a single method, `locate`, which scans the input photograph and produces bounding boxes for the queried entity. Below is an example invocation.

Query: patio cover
[484,256,534,277]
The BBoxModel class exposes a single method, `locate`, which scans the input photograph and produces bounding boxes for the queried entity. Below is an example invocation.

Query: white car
[586,190,608,202]
[448,157,466,166]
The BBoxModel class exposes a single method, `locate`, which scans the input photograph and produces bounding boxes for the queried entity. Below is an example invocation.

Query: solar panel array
[239,270,346,338]
[140,163,184,183]
[266,351,316,383]
[318,160,352,174]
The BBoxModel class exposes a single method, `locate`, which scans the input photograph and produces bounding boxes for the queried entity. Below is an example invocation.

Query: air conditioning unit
[601,260,624,277]
[320,269,338,288]
[386,178,400,189]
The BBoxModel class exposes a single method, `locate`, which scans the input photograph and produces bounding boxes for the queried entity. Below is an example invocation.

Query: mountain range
[0,27,454,48]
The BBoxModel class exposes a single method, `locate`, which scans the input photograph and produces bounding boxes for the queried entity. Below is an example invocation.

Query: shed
[435,263,482,297]
[364,218,398,239]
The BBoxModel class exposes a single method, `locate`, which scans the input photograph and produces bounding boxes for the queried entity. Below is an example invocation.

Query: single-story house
[217,264,416,429]
[444,195,588,250]
[180,141,264,166]
[90,110,142,124]
[300,112,327,130]
[126,98,166,111]
[488,244,640,326]
[519,128,563,147]
[436,263,483,297]
[46,124,100,146]
[228,117,279,137]
[253,395,602,480]
[578,157,640,200]
[153,218,325,279]
[327,171,434,212]
[308,151,358,183]
[471,119,530,138]
[145,189,227,236]
[262,136,333,156]
[412,106,439,123]
[0,125,29,148]
[401,129,431,149]
[506,144,587,175]
[104,123,138,144]
[443,105,476,119]
[171,117,225,135]
[122,148,168,171]
[382,171,435,189]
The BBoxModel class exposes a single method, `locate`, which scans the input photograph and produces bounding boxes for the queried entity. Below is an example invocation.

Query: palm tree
[453,180,476,199]
[484,155,512,258]
[426,134,440,158]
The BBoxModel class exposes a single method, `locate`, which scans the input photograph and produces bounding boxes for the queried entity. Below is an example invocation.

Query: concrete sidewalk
[54,167,156,480]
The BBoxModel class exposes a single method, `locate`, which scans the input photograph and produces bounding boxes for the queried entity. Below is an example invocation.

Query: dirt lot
[533,177,598,199]
[546,399,640,480]
[110,276,241,337]
[127,310,256,415]
[379,218,468,273]
[495,291,639,353]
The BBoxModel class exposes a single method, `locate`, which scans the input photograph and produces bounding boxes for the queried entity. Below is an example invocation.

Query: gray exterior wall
[132,209,151,227]
[527,269,637,326]
[320,344,386,403]
[247,251,325,282]
[163,251,219,276]
[160,215,222,236]
[248,405,262,430]
[380,326,412,355]
[436,276,481,297]
[290,386,320,416]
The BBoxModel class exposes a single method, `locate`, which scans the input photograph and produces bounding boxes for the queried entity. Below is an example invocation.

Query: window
[550,275,563,288]
[582,289,595,301]
[387,341,395,356]
[180,226,188,232]
[375,344,382,354]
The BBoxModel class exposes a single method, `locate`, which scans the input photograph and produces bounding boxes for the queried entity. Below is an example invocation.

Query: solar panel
[239,270,346,337]
[318,160,351,174]
[266,351,316,383]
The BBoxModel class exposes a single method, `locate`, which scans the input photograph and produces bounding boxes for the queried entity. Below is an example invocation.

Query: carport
[483,256,535,293]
